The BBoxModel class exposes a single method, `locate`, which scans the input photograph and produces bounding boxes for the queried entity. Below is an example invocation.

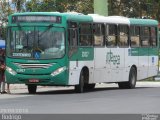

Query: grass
[140,77,160,82]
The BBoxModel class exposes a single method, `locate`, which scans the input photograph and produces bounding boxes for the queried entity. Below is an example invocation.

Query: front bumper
[5,70,68,86]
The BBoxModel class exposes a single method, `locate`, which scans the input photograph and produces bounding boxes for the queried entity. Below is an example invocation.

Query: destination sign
[12,15,61,23]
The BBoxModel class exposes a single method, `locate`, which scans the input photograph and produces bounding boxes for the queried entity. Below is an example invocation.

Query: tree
[75,0,93,14]
[25,0,93,14]
[108,0,160,20]
[0,0,13,39]
[11,0,26,12]
[0,0,12,22]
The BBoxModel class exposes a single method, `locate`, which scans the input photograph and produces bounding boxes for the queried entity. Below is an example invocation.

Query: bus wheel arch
[74,66,89,93]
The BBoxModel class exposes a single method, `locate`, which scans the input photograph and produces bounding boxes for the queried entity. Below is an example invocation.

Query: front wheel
[75,71,84,93]
[84,83,95,90]
[28,84,37,94]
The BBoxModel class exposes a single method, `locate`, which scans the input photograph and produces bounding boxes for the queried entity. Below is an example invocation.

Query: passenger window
[79,23,92,46]
[141,27,150,47]
[68,22,78,47]
[68,29,77,47]
[106,24,117,47]
[150,27,157,47]
[130,26,140,47]
[68,21,78,57]
[118,25,128,47]
[93,24,105,46]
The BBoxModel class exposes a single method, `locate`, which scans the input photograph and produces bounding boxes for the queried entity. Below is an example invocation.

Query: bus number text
[82,51,89,58]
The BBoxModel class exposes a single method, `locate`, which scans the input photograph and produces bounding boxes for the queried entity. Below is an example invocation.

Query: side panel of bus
[129,19,159,80]
[138,48,149,80]
[148,48,159,77]
[94,47,111,83]
[110,47,125,82]
[124,48,138,81]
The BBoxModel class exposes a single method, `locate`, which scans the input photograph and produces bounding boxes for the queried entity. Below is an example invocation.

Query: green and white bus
[6,12,159,93]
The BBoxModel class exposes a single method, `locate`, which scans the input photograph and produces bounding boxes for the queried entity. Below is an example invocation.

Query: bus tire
[84,84,95,90]
[118,67,137,89]
[28,84,37,94]
[75,71,84,93]
[128,67,137,89]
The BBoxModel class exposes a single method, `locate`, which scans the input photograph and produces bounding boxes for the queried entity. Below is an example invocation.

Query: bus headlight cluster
[6,66,17,75]
[51,66,67,76]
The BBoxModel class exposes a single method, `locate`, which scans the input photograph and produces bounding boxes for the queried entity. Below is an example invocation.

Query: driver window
[68,21,78,57]
[68,22,78,47]
[68,29,77,47]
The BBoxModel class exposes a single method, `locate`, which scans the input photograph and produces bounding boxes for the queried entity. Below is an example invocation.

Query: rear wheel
[75,71,84,93]
[118,67,137,89]
[28,84,37,94]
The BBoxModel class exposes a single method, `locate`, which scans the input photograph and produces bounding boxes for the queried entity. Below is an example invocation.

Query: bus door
[68,21,80,85]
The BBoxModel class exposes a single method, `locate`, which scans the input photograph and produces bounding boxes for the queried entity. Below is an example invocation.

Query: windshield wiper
[39,24,53,37]
[36,24,54,48]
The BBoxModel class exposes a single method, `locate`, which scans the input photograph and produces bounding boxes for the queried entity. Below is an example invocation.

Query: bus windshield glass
[7,26,65,59]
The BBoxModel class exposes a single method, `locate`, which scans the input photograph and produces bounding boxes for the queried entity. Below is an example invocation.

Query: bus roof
[89,14,158,26]
[129,18,158,26]
[9,12,158,26]
[89,14,130,25]
[62,12,93,22]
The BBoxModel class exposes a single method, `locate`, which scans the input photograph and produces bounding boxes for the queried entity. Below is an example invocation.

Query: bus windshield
[7,26,65,59]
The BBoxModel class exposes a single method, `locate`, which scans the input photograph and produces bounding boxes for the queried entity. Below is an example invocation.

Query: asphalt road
[0,83,160,114]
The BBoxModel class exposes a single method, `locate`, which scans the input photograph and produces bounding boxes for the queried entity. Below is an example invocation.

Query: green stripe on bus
[130,48,158,56]
[70,47,94,61]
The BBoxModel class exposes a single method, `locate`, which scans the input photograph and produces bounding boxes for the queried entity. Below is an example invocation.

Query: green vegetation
[1,0,160,40]
[142,77,155,82]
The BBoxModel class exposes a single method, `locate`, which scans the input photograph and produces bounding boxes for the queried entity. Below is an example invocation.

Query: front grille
[14,63,54,69]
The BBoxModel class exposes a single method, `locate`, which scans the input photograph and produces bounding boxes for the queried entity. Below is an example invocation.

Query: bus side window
[68,29,77,47]
[68,22,78,57]
[150,27,157,47]
[79,23,92,46]
[106,24,117,47]
[130,26,140,47]
[68,22,78,47]
[93,23,105,46]
[140,26,150,47]
[118,25,129,47]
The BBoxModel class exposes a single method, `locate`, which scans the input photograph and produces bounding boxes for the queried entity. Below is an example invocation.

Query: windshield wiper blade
[39,24,53,37]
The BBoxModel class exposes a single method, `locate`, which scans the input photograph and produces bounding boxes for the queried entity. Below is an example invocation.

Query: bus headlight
[51,66,67,76]
[6,66,17,75]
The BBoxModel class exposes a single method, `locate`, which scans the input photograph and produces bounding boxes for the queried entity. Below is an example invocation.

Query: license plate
[29,79,39,83]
